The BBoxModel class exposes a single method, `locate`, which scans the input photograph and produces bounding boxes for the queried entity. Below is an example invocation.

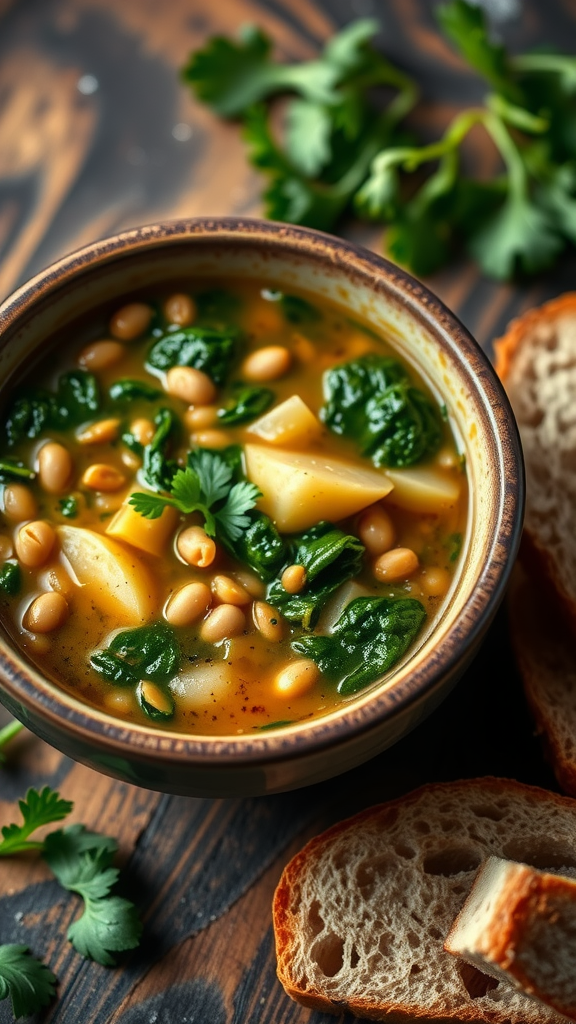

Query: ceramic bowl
[0,219,523,797]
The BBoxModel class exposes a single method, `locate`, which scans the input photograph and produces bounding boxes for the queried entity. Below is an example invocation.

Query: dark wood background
[0,1,575,1021]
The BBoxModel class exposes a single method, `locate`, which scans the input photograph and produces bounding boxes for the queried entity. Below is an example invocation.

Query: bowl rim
[0,216,524,768]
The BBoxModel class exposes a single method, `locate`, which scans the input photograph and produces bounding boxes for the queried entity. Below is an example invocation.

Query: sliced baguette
[274,778,576,1023]
[494,294,576,627]
[445,856,576,1021]
[508,564,576,797]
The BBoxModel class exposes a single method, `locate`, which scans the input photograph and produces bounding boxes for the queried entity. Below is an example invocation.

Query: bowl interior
[0,221,520,762]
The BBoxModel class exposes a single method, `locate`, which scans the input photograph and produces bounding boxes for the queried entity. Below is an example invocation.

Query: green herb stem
[512,53,576,76]
[0,719,24,760]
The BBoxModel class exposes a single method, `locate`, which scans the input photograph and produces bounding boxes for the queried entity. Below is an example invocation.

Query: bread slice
[494,294,576,627]
[445,856,576,1021]
[507,565,576,797]
[273,778,576,1023]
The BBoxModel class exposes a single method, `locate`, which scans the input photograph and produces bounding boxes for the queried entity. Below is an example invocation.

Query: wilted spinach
[90,623,179,688]
[279,294,321,324]
[109,379,161,402]
[226,511,286,580]
[322,354,442,467]
[147,326,238,385]
[292,595,426,693]
[268,522,364,628]
[58,496,78,519]
[0,562,21,596]
[142,408,179,492]
[218,383,274,425]
[194,288,241,326]
[5,370,101,445]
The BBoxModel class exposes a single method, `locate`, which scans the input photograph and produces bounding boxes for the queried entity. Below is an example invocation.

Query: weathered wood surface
[0,1,574,1021]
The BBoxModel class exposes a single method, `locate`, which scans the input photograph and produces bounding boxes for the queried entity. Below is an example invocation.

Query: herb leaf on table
[0,788,73,856]
[0,945,57,1020]
[292,595,426,693]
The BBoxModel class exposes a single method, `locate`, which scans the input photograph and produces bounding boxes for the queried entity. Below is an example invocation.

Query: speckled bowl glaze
[0,219,523,797]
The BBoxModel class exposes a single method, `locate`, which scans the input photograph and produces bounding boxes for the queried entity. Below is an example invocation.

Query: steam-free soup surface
[0,282,466,735]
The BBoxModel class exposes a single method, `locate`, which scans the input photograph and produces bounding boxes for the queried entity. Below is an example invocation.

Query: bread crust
[273,778,576,1023]
[494,292,576,628]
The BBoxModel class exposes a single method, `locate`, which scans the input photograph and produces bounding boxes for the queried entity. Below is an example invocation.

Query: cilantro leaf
[67,895,142,966]
[43,825,142,965]
[436,0,520,102]
[0,945,56,1019]
[285,100,333,177]
[182,24,338,118]
[214,480,262,543]
[0,788,73,856]
[187,449,231,506]
[0,719,24,763]
[469,192,563,278]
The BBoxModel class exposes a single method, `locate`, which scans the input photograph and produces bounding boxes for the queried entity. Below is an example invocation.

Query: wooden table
[1,1,575,1021]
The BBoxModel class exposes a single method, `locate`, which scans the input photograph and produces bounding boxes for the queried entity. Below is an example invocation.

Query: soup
[0,282,467,735]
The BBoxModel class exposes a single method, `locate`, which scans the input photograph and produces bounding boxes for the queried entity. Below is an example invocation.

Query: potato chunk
[385,466,461,513]
[244,444,393,532]
[169,662,234,709]
[106,501,179,556]
[247,395,323,447]
[58,525,156,624]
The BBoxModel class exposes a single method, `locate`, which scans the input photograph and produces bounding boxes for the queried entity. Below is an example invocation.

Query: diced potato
[317,580,372,635]
[244,443,393,533]
[384,467,462,514]
[247,395,323,448]
[57,525,156,624]
[169,662,234,709]
[106,502,179,556]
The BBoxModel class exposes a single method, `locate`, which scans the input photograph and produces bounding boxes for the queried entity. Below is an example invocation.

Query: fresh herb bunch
[0,785,142,1017]
[129,448,261,544]
[183,1,576,279]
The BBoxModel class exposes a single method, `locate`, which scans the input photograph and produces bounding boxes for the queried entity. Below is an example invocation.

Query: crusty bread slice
[274,778,576,1023]
[494,294,576,627]
[507,564,576,798]
[445,856,576,1021]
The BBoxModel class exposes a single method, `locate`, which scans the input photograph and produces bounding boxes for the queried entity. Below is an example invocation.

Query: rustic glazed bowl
[0,219,523,797]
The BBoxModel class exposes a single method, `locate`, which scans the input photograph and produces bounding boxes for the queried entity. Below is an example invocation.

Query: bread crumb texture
[273,778,576,1022]
[495,294,576,624]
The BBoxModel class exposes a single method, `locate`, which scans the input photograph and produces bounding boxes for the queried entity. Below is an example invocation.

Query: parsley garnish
[183,2,576,280]
[58,495,78,518]
[0,945,57,1020]
[0,788,142,968]
[129,449,261,543]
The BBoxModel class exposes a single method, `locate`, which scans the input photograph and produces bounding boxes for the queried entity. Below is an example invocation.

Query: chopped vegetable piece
[385,466,461,513]
[244,443,393,532]
[247,394,323,447]
[292,595,426,693]
[106,502,179,556]
[58,526,157,624]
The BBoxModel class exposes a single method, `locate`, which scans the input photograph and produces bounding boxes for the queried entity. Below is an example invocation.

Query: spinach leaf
[4,371,101,445]
[147,326,238,385]
[194,289,241,326]
[279,294,321,324]
[58,496,78,519]
[322,354,442,467]
[292,595,426,693]
[0,562,21,596]
[109,379,161,402]
[268,521,364,628]
[225,511,286,581]
[142,408,179,492]
[90,623,179,687]
[217,383,274,425]
[0,459,35,482]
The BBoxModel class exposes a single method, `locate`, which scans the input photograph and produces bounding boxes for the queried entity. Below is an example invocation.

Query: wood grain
[0,1,575,1021]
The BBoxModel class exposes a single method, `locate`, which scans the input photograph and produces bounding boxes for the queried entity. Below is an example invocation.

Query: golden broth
[0,280,467,735]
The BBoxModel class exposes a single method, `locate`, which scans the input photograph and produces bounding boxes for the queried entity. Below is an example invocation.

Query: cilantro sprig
[0,787,142,983]
[129,449,261,543]
[0,946,56,1020]
[183,1,576,280]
